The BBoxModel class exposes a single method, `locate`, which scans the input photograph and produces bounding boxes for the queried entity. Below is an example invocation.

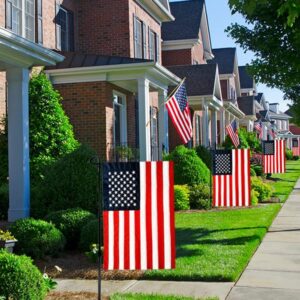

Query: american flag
[262,140,286,174]
[226,120,240,148]
[292,138,300,156]
[102,161,176,271]
[254,121,263,139]
[269,128,276,139]
[166,81,192,144]
[212,149,250,207]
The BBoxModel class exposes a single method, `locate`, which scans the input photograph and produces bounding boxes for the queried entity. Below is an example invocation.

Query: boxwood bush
[251,177,273,202]
[0,250,48,300]
[174,185,190,211]
[45,208,96,248]
[195,145,212,169]
[31,145,98,218]
[189,183,211,210]
[10,218,65,259]
[165,146,210,185]
[286,149,293,160]
[80,219,102,251]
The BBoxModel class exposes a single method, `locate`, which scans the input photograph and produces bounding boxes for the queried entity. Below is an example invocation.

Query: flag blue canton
[174,84,188,111]
[232,120,238,132]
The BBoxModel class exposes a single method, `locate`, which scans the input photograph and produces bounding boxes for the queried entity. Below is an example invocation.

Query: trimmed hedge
[195,145,212,169]
[286,149,293,160]
[174,185,190,211]
[251,177,273,202]
[80,219,101,251]
[10,218,65,259]
[165,146,210,185]
[189,183,211,210]
[31,145,98,218]
[45,208,96,248]
[0,250,48,300]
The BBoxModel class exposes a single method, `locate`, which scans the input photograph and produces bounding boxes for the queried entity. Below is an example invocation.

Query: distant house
[239,66,257,96]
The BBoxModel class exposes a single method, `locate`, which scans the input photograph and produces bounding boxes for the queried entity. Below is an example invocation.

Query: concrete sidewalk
[227,178,300,300]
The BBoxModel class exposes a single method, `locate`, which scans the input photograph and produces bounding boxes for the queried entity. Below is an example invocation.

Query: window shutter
[133,14,138,58]
[68,11,74,51]
[56,3,61,50]
[156,34,160,63]
[37,0,43,44]
[5,0,12,30]
[142,23,147,59]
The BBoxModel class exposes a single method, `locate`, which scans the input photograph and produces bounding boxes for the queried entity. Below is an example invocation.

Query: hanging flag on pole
[102,161,176,271]
[165,80,192,144]
[212,149,250,207]
[254,121,263,139]
[226,120,240,148]
[269,128,276,139]
[262,139,286,174]
[292,138,300,156]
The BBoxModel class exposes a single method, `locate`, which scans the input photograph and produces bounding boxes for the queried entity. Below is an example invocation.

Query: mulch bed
[35,251,144,280]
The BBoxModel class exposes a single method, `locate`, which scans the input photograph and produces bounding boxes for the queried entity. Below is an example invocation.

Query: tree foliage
[227,0,300,109]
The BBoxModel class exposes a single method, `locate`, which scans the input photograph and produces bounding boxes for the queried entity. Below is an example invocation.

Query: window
[56,5,74,51]
[6,0,35,41]
[149,30,155,61]
[134,15,148,59]
[36,0,42,44]
[113,92,127,147]
[195,115,202,146]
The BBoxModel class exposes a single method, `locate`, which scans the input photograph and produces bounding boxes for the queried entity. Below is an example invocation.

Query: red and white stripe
[292,138,300,156]
[226,125,240,148]
[103,161,176,271]
[213,149,250,207]
[263,139,286,174]
[166,96,192,144]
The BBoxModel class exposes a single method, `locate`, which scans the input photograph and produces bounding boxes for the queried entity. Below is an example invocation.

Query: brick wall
[192,43,206,65]
[54,81,136,160]
[0,0,5,28]
[162,49,192,66]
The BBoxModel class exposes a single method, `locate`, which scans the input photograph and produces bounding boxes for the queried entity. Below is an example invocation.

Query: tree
[226,0,300,108]
[29,72,79,178]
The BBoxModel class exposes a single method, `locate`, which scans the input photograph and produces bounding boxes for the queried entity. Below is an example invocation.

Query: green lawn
[269,160,300,202]
[143,204,280,282]
[111,294,218,300]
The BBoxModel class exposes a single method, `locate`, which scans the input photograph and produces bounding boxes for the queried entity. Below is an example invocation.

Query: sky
[170,0,291,112]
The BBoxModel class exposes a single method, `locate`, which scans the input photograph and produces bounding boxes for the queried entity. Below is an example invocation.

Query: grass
[111,294,218,300]
[143,204,281,282]
[268,160,300,202]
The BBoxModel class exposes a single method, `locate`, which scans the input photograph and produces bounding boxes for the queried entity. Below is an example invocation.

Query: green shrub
[223,127,249,149]
[165,146,210,185]
[0,184,8,220]
[250,167,256,177]
[45,208,96,248]
[293,155,300,160]
[251,177,273,202]
[174,185,190,211]
[251,189,259,206]
[189,183,211,210]
[80,219,102,251]
[29,72,79,179]
[10,218,65,259]
[0,250,48,300]
[252,165,263,176]
[31,145,98,218]
[286,149,293,160]
[195,145,212,169]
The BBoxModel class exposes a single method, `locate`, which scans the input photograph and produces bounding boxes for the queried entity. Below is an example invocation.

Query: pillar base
[8,209,29,222]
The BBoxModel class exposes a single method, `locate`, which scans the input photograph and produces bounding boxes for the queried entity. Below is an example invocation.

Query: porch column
[225,110,230,127]
[202,103,209,147]
[7,68,30,221]
[211,109,217,149]
[220,108,225,144]
[262,122,268,140]
[138,78,151,161]
[158,89,168,160]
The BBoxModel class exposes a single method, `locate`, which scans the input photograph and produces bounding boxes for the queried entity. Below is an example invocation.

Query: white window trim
[113,91,127,146]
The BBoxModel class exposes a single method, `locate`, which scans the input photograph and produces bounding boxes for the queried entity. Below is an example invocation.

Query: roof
[290,125,300,135]
[47,52,151,70]
[167,64,217,96]
[239,66,254,89]
[162,0,204,41]
[208,48,236,74]
[255,93,263,103]
[258,110,271,122]
[268,110,292,119]
[237,96,255,115]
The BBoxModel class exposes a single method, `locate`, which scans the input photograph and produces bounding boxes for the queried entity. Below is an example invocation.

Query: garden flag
[226,120,240,148]
[212,149,250,207]
[262,139,286,174]
[292,138,300,156]
[102,161,176,271]
[166,80,192,144]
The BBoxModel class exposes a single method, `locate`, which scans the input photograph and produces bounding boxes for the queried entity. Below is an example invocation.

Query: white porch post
[138,78,151,161]
[7,68,30,221]
[262,122,268,140]
[202,103,209,147]
[220,108,225,144]
[211,109,217,148]
[225,110,230,127]
[158,89,168,160]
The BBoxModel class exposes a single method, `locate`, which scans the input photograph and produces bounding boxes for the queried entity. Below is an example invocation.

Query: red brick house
[46,0,180,161]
